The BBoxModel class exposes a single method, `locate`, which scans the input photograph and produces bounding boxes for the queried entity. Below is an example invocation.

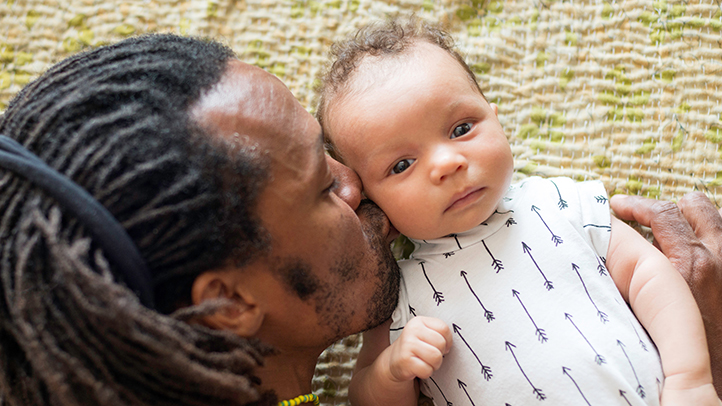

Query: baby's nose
[430,148,468,183]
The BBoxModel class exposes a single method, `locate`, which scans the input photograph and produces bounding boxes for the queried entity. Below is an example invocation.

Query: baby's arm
[607,216,720,405]
[349,316,452,406]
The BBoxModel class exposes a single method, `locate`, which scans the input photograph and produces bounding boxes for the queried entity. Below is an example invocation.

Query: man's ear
[191,270,264,337]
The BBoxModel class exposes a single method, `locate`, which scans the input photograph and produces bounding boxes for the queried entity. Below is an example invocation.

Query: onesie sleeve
[548,177,612,260]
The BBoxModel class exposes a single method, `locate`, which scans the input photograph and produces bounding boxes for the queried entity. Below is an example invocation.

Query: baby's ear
[490,103,499,116]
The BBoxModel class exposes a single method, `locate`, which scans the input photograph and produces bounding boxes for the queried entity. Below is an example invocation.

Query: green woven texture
[2,0,722,404]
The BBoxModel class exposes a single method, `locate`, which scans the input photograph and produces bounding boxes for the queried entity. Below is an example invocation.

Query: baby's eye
[451,123,472,139]
[391,159,415,174]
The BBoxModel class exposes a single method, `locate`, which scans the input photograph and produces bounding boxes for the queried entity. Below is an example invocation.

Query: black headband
[0,135,155,309]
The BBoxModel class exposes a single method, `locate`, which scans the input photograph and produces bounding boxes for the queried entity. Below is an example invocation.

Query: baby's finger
[398,324,448,358]
[412,340,447,371]
[418,317,453,353]
[388,349,436,382]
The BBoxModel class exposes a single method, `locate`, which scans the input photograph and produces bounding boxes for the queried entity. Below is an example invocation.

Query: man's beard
[356,200,401,332]
[274,199,401,341]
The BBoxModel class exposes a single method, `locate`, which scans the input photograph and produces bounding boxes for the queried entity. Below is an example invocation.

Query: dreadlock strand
[85,104,147,168]
[100,155,181,206]
[124,194,216,231]
[0,179,25,245]
[60,107,148,180]
[12,215,43,312]
[134,166,204,215]
[143,226,218,273]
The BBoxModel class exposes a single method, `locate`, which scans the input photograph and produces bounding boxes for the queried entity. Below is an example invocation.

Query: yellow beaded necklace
[277,393,320,406]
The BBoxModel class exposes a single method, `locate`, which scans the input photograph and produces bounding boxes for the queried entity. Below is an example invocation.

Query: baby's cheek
[393,209,439,240]
[373,185,436,237]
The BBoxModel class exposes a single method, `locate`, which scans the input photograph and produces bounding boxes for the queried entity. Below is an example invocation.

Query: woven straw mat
[2,0,722,404]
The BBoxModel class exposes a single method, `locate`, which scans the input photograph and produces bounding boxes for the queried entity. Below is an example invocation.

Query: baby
[316,18,719,406]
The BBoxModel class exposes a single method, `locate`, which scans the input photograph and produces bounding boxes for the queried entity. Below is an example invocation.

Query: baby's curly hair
[315,16,484,159]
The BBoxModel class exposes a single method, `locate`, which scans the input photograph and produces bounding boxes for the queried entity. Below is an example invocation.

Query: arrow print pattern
[457,380,476,406]
[596,256,608,276]
[565,313,605,364]
[454,324,493,381]
[627,316,649,352]
[531,205,563,246]
[522,242,554,290]
[572,263,609,323]
[461,270,494,322]
[429,377,453,406]
[495,209,517,227]
[618,340,645,398]
[562,367,592,405]
[506,341,546,400]
[513,290,548,343]
[619,390,632,406]
[483,240,503,272]
[551,180,569,210]
[420,261,444,306]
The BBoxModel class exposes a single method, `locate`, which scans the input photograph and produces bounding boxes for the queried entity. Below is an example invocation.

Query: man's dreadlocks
[0,34,274,405]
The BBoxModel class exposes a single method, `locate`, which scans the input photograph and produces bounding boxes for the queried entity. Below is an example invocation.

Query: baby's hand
[382,316,452,383]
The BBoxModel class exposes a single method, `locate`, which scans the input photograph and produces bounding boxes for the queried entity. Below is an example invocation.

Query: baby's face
[326,42,513,240]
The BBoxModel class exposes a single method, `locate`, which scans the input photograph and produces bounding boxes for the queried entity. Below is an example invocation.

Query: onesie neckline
[408,205,514,257]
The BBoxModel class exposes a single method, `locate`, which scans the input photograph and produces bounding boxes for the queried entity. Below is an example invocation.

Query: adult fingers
[676,192,722,248]
[610,195,698,263]
[674,192,722,307]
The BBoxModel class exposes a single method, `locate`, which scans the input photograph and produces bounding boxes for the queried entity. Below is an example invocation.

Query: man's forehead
[270,131,324,178]
[191,60,309,141]
[189,59,325,187]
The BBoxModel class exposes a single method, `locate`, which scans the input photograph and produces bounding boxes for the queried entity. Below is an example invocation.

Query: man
[187,55,401,401]
[612,193,722,397]
[0,34,398,405]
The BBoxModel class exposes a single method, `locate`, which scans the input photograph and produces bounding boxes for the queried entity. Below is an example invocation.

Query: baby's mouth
[446,187,485,212]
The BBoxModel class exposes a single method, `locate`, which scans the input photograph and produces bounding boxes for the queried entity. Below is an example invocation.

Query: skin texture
[188,60,400,401]
[325,42,720,406]
[611,192,722,397]
[326,41,514,240]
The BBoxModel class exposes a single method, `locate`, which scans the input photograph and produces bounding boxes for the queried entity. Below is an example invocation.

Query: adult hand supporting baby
[610,192,722,397]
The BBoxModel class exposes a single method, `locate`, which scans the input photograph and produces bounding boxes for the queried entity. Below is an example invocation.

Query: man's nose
[429,147,467,184]
[327,155,362,210]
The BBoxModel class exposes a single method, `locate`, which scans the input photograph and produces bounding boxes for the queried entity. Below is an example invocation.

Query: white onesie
[390,177,664,406]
